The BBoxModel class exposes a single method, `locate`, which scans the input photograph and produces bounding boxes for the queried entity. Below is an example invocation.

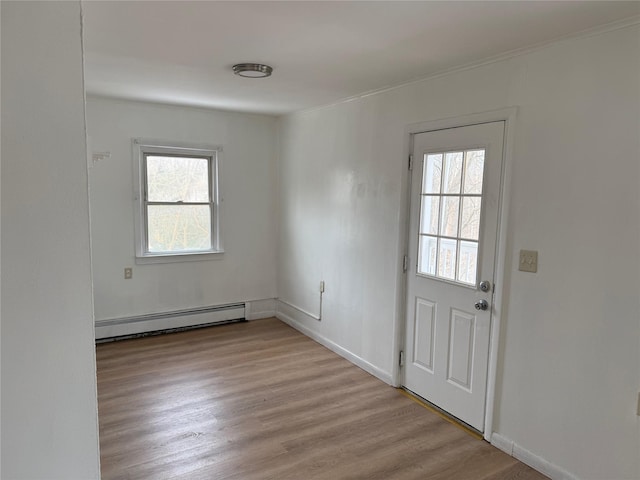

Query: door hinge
[408,155,413,171]
[399,350,405,367]
[403,254,408,273]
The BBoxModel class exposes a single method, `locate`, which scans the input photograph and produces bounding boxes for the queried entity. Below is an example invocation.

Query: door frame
[392,107,517,442]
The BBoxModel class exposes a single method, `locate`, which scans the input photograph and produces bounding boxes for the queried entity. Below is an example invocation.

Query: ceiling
[82,1,640,115]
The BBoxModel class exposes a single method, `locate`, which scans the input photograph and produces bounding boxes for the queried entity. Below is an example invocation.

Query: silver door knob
[474,299,489,311]
[479,280,491,292]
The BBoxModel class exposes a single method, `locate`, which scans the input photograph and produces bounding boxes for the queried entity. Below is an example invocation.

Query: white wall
[86,97,277,324]
[277,24,640,480]
[1,2,101,478]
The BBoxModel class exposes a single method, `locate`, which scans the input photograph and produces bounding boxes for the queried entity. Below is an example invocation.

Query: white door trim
[392,107,517,442]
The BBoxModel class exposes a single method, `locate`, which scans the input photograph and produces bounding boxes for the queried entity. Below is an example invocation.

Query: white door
[404,122,504,432]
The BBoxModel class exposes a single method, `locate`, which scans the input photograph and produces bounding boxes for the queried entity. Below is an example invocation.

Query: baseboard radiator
[95,303,246,343]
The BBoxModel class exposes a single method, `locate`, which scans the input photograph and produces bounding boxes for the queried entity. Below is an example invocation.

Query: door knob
[474,299,489,311]
[479,280,491,292]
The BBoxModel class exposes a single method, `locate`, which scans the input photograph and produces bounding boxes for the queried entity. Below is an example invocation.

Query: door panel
[404,122,504,432]
[413,297,436,372]
[447,308,475,391]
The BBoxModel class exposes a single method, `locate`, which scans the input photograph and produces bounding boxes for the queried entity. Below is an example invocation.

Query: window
[417,149,485,285]
[133,139,222,263]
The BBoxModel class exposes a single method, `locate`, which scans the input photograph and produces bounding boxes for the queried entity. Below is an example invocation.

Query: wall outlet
[124,267,133,279]
[519,250,538,273]
[319,281,325,293]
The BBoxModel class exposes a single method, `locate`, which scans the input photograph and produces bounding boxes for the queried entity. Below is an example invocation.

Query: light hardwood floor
[97,318,547,480]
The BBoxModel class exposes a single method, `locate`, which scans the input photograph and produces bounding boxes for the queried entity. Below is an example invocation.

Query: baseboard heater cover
[96,317,246,344]
[95,303,246,341]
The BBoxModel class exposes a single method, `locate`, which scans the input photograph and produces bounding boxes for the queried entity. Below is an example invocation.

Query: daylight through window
[134,141,221,261]
[417,149,485,285]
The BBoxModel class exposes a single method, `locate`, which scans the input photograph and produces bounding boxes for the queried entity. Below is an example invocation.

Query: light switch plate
[124,267,133,279]
[519,250,538,273]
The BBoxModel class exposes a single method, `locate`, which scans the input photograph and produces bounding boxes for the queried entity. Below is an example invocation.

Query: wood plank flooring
[97,318,548,480]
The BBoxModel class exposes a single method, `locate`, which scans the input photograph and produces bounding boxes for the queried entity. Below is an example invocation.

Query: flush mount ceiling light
[232,63,273,78]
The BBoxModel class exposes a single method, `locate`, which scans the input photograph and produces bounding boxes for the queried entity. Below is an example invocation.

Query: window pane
[460,196,481,240]
[146,156,210,202]
[420,195,440,235]
[423,154,442,194]
[463,150,485,194]
[418,235,438,275]
[439,196,460,237]
[438,238,457,280]
[414,148,485,287]
[457,241,478,285]
[147,205,211,252]
[443,152,463,194]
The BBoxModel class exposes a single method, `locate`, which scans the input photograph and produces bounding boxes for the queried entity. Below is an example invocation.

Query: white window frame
[132,138,223,264]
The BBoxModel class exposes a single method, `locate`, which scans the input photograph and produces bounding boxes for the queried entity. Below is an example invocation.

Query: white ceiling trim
[289,14,640,118]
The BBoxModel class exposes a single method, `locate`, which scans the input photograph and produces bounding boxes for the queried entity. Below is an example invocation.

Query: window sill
[135,250,224,265]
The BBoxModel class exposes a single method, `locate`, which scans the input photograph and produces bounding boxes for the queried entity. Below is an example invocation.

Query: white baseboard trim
[490,432,513,455]
[245,298,277,320]
[275,307,393,385]
[490,433,580,480]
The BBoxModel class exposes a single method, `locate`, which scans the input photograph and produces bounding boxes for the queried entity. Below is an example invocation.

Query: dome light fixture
[232,63,273,78]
